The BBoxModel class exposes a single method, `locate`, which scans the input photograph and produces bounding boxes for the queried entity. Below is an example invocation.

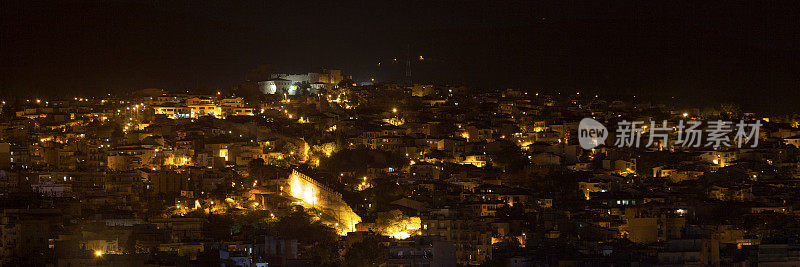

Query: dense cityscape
[3,1,800,266]
[1,69,800,266]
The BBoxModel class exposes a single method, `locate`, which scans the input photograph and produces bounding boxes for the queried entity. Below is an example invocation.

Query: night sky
[2,1,799,113]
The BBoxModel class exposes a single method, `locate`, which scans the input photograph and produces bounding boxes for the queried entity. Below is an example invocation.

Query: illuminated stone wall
[285,170,361,233]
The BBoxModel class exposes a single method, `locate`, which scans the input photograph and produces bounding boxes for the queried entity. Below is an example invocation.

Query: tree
[270,210,338,245]
[490,140,528,172]
[248,158,279,179]
[338,77,355,89]
[342,234,386,267]
[295,82,311,96]
[319,148,408,173]
[375,210,420,238]
[269,210,340,264]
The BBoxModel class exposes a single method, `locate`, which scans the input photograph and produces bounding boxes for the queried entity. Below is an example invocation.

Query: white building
[261,69,345,95]
[258,78,293,95]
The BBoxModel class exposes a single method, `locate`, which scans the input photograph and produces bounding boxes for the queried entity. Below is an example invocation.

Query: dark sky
[2,1,799,113]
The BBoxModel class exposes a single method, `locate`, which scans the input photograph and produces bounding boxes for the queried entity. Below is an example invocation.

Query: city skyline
[1,1,799,113]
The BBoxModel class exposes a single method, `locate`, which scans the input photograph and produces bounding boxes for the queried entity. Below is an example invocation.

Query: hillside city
[2,69,800,266]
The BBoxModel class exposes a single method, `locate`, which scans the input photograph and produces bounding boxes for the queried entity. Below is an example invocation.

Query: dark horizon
[2,1,799,113]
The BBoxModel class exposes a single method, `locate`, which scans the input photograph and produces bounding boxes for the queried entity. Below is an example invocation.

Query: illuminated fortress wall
[286,170,361,233]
